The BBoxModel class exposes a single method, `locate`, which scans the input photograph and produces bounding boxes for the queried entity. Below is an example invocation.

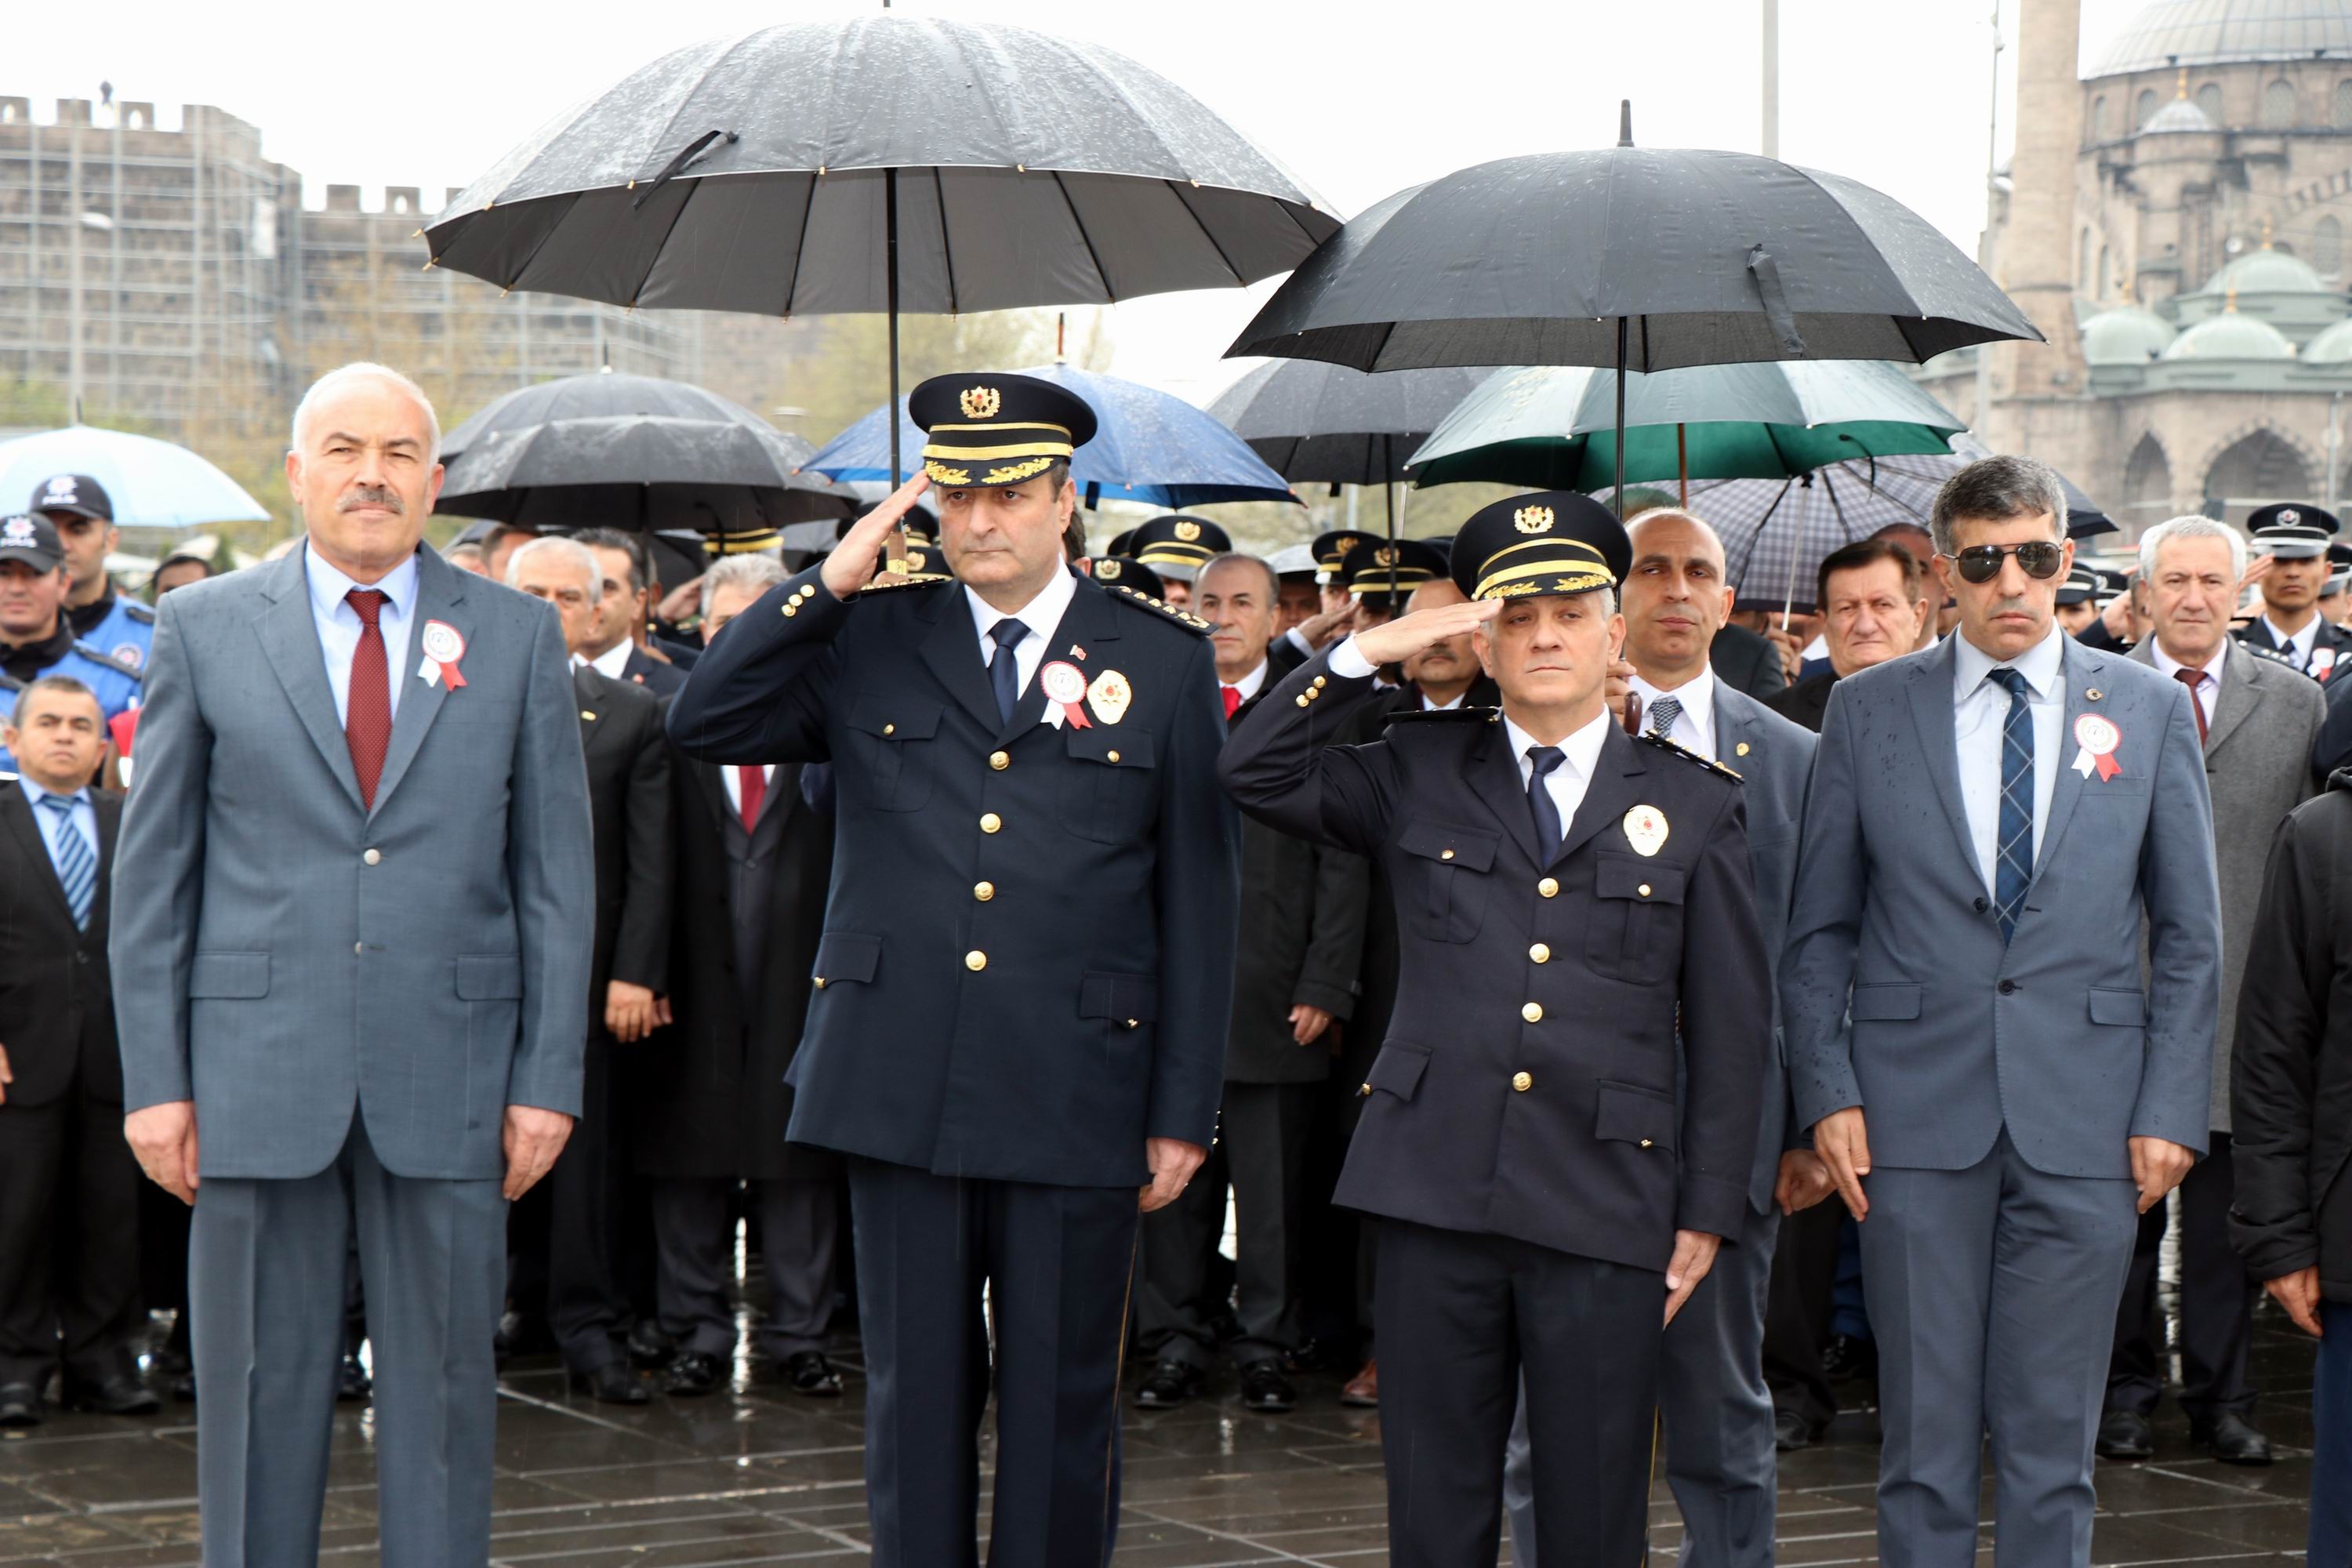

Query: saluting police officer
[30,475,154,675]
[2235,503,2352,680]
[1221,492,1770,1567]
[666,372,1240,1568]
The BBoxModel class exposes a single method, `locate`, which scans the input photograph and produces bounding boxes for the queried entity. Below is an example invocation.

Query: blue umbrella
[0,425,271,529]
[804,364,1300,510]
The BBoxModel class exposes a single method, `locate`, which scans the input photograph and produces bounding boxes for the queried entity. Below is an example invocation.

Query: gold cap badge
[1374,544,1399,566]
[1096,560,1122,579]
[1515,506,1555,534]
[1174,520,1202,543]
[959,386,1002,419]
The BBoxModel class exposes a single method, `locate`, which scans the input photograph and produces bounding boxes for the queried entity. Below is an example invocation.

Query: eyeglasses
[1942,541,2066,585]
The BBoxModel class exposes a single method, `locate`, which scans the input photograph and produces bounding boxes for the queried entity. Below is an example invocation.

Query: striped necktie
[1990,668,2035,944]
[40,793,96,931]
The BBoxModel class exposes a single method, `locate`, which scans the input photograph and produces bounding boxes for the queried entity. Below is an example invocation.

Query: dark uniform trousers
[0,1058,144,1391]
[652,1175,837,1360]
[1761,1196,1842,1431]
[2107,1131,2257,1421]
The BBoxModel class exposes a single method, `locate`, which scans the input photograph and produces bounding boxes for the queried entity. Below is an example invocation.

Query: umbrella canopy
[0,425,270,529]
[805,364,1298,510]
[1406,360,1965,490]
[434,372,853,535]
[1207,360,1487,485]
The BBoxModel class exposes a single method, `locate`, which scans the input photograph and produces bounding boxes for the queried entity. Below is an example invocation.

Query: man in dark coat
[1134,554,1367,1414]
[2233,503,2352,681]
[2230,769,2352,1563]
[1708,621,1788,699]
[631,555,844,1399]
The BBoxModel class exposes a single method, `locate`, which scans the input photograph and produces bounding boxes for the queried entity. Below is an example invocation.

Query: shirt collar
[1421,688,1468,712]
[1223,659,1269,701]
[1628,665,1716,728]
[1503,706,1613,786]
[18,778,89,811]
[584,640,633,681]
[304,540,418,622]
[2263,614,2315,656]
[2150,635,2227,686]
[966,567,1077,652]
[1953,619,2063,700]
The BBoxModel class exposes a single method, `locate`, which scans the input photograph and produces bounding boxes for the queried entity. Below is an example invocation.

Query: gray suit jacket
[1714,684,1818,1211]
[1783,633,2222,1177]
[2127,639,2324,1132]
[111,543,594,1181]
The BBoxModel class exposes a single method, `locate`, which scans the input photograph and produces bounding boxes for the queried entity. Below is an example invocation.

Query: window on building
[2125,434,2173,518]
[2266,79,2296,129]
[2337,80,2352,129]
[2138,88,2160,129]
[2207,430,2310,524]
[2319,215,2344,275]
[2199,83,2225,124]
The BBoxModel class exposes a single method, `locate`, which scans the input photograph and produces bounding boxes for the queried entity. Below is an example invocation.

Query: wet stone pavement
[0,1304,2320,1566]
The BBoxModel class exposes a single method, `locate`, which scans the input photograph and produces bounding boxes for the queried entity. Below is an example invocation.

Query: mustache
[339,486,404,515]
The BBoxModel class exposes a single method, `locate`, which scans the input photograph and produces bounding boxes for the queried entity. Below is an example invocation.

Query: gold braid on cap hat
[1472,537,1617,601]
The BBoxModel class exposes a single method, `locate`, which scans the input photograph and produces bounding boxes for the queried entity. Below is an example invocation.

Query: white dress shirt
[2149,636,2227,733]
[304,543,418,723]
[966,568,1079,700]
[719,763,776,814]
[580,639,633,681]
[2261,614,2318,671]
[1504,708,1613,833]
[1629,666,1719,760]
[19,778,96,883]
[1421,688,1468,712]
[1952,622,2065,894]
[1221,659,1269,707]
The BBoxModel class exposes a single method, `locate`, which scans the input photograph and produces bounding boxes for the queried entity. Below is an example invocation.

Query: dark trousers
[1762,1193,1842,1430]
[506,1040,629,1373]
[650,1175,839,1359]
[846,1156,1136,1568]
[1377,1218,1659,1568]
[2314,1299,2352,1567]
[2107,1131,2256,1421]
[0,1068,143,1390]
[1136,1080,1314,1370]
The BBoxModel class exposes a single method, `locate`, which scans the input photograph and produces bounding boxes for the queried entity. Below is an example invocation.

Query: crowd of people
[0,359,2347,1568]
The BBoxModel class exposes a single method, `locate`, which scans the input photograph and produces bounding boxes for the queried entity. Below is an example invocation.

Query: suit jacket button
[1441,848,1455,861]
[1529,942,1550,963]
[1512,1071,1533,1092]
[1521,1002,1543,1023]
[883,723,895,735]
[975,881,995,902]
[1639,1138,1653,1148]
[1359,1082,1373,1097]
[1537,877,1559,898]
[980,813,1002,833]
[813,977,826,989]
[363,848,381,866]
[1998,978,2016,995]
[965,949,988,971]
[1974,896,1990,913]
[1637,884,1650,898]
[989,750,1010,770]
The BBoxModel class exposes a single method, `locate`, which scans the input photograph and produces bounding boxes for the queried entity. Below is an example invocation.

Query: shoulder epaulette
[1639,730,1743,781]
[72,641,145,682]
[2233,640,2305,673]
[119,600,156,625]
[1105,583,1211,634]
[1387,705,1502,724]
[852,574,954,598]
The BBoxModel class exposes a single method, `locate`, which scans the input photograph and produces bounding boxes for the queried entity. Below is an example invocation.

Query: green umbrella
[1404,359,1965,498]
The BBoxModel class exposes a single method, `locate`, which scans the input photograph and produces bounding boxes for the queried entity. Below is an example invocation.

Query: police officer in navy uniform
[1123,514,1230,610]
[30,475,154,674]
[0,515,142,776]
[1221,491,1769,1567]
[2235,503,2352,680]
[666,372,1239,1568]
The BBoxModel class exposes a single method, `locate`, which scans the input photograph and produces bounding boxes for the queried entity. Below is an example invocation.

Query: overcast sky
[13,0,2150,396]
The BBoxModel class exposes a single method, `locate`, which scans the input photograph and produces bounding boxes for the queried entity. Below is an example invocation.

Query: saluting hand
[1348,597,1499,668]
[819,473,934,599]
[1292,601,1356,652]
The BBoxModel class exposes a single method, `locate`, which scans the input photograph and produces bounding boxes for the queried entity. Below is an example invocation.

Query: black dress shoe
[2190,1411,2274,1466]
[335,1355,371,1404]
[1774,1408,1818,1451]
[626,1319,678,1370]
[1821,1333,1877,1385]
[663,1352,724,1397]
[568,1362,650,1405]
[1239,1363,1297,1413]
[782,1352,842,1397]
[1133,1359,1205,1409]
[63,1374,159,1416]
[2096,1407,2154,1460]
[0,1383,42,1428]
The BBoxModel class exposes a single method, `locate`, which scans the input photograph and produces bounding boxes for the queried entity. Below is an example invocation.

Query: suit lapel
[1904,640,1981,873]
[1558,724,1646,864]
[255,547,365,814]
[90,795,118,930]
[573,666,608,753]
[1467,717,1543,866]
[369,549,466,817]
[0,787,74,925]
[2202,644,2263,757]
[917,586,1004,735]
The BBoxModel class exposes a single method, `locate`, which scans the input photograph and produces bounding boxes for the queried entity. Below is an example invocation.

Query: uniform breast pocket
[1392,820,1497,943]
[1058,728,1156,844]
[842,699,942,812]
[1584,852,1686,985]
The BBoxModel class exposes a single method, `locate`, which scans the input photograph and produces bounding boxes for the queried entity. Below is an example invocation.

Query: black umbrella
[424,15,1338,487]
[434,372,855,539]
[1226,103,2042,514]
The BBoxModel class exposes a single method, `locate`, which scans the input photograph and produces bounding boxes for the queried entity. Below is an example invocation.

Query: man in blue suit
[1784,454,2221,1568]
[112,363,593,1568]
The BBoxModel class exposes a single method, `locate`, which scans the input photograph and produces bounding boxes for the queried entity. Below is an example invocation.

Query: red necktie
[345,589,391,809]
[2175,667,2209,745]
[737,764,766,831]
[1222,685,1243,720]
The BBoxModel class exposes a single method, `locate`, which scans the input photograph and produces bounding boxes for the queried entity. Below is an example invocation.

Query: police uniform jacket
[0,633,143,776]
[2236,613,2352,682]
[664,564,1240,1189]
[74,587,156,674]
[1221,648,1770,1271]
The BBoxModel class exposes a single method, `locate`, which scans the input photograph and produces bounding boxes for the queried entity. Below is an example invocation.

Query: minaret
[1996,0,2086,399]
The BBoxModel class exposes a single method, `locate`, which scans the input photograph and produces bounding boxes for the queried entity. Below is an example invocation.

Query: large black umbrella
[434,372,855,538]
[1207,360,1487,486]
[425,15,1339,486]
[1226,103,2042,513]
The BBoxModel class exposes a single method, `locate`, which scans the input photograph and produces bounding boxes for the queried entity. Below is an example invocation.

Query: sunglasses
[1943,541,2066,585]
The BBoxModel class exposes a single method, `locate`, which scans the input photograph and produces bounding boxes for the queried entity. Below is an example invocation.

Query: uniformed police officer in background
[30,475,154,674]
[2235,503,2352,680]
[666,372,1240,1567]
[0,514,143,776]
[1223,492,1770,1567]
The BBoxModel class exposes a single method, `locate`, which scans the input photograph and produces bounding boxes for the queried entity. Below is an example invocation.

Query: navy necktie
[1526,746,1566,859]
[1991,667,2035,943]
[989,617,1031,725]
[41,794,96,931]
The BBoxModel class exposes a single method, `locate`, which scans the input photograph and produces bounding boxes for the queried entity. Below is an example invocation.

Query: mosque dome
[2205,248,2331,296]
[2083,304,2180,363]
[2143,93,2220,132]
[2094,2,2352,77]
[2300,317,2352,361]
[2163,310,2297,358]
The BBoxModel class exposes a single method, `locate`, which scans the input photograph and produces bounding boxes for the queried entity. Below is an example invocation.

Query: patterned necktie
[1645,692,1683,742]
[40,794,95,931]
[737,764,766,831]
[988,617,1030,725]
[345,588,392,809]
[1526,746,1566,859]
[1991,667,2035,943]
[2174,667,2209,746]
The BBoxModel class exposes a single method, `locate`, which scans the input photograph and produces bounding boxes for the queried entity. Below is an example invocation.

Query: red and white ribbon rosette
[419,619,468,689]
[1038,660,1092,728]
[2071,713,2121,781]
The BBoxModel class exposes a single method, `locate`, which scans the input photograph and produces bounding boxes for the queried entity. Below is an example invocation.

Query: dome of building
[2094,1,2352,77]
[2300,317,2352,361]
[2143,93,2220,132]
[2163,310,2297,359]
[2084,304,2180,363]
[2204,248,2331,296]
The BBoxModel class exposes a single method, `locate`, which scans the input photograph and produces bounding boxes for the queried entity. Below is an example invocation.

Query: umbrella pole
[1613,317,1629,517]
[885,166,909,570]
[1677,423,1688,508]
[1385,467,1399,602]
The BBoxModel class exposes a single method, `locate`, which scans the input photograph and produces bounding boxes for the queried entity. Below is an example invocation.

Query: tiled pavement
[0,1306,2321,1566]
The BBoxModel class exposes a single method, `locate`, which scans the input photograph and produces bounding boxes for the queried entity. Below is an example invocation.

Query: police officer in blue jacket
[666,372,1240,1568]
[1221,492,1770,1568]
[0,514,141,776]
[30,475,154,674]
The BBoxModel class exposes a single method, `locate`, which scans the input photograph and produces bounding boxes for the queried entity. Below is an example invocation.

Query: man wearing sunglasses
[1784,454,2221,1568]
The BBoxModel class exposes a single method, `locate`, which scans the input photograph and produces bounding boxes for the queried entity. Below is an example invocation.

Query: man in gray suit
[1503,507,1831,1568]
[111,362,593,1568]
[1784,455,2220,1568]
[2101,516,2324,1466]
